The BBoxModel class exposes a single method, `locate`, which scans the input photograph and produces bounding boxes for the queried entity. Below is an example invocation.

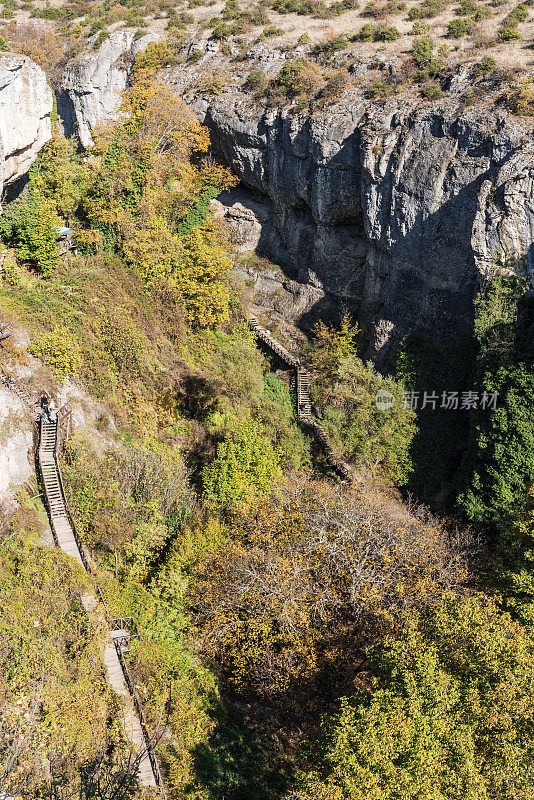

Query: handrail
[49,413,90,572]
[40,410,166,794]
[114,642,167,797]
[247,314,352,481]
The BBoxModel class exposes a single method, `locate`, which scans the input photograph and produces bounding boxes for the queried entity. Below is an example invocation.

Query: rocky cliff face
[57,30,160,148]
[57,40,534,360]
[198,97,534,360]
[0,54,52,193]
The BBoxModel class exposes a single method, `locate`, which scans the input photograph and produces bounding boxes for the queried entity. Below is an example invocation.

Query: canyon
[4,35,534,361]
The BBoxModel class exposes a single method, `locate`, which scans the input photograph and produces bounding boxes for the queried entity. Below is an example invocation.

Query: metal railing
[114,642,167,797]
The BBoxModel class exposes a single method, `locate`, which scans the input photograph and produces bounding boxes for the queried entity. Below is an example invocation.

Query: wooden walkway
[248,316,352,481]
[36,409,164,794]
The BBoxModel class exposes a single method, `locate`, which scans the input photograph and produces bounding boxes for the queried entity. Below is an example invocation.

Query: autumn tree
[292,594,534,800]
[84,64,236,327]
[189,480,471,709]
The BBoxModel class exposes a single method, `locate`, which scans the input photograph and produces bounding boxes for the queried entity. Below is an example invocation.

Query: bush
[354,22,399,40]
[197,70,224,95]
[246,67,266,89]
[0,184,61,278]
[472,55,496,76]
[411,35,434,65]
[275,59,323,96]
[355,21,375,39]
[499,24,521,39]
[421,81,443,99]
[202,418,281,509]
[374,23,400,40]
[297,31,311,43]
[99,308,146,376]
[29,324,83,380]
[447,16,474,36]
[312,34,348,54]
[506,74,534,114]
[410,20,429,33]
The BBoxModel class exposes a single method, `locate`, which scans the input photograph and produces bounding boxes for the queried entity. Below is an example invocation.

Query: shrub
[246,67,266,89]
[410,19,429,33]
[499,24,521,39]
[408,0,448,17]
[472,55,496,76]
[202,418,281,509]
[473,4,493,18]
[312,34,349,54]
[506,74,534,114]
[99,308,146,376]
[411,35,434,65]
[354,22,399,40]
[374,23,400,40]
[92,30,109,48]
[0,184,61,278]
[355,22,375,39]
[276,58,323,96]
[297,31,311,43]
[187,47,203,61]
[197,70,224,95]
[29,325,83,380]
[421,81,443,99]
[456,0,477,13]
[261,24,284,36]
[447,16,474,35]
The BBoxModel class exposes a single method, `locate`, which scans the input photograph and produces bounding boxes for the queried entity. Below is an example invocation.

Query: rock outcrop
[57,30,160,147]
[0,387,34,505]
[199,97,534,361]
[57,38,534,360]
[0,54,52,192]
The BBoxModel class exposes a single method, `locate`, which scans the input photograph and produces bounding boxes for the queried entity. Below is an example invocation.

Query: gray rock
[0,54,52,192]
[200,96,534,362]
[56,36,534,363]
[57,30,160,147]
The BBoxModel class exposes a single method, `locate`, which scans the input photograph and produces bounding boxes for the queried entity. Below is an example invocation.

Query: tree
[0,181,61,278]
[202,418,281,509]
[84,72,236,327]
[190,481,471,707]
[33,127,90,221]
[459,276,534,538]
[307,315,416,484]
[293,594,534,800]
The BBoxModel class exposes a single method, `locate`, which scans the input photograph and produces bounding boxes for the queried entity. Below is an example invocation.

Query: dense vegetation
[0,36,533,800]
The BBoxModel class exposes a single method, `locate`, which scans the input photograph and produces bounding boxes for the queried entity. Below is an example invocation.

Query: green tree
[296,594,534,800]
[0,182,61,278]
[33,128,90,221]
[202,418,281,508]
[459,276,534,537]
[308,315,416,484]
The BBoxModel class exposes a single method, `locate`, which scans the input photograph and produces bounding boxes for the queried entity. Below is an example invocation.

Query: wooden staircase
[36,411,165,795]
[248,316,353,482]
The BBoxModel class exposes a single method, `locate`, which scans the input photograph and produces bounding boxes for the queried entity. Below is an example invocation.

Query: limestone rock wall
[0,54,52,192]
[0,388,34,505]
[57,30,160,148]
